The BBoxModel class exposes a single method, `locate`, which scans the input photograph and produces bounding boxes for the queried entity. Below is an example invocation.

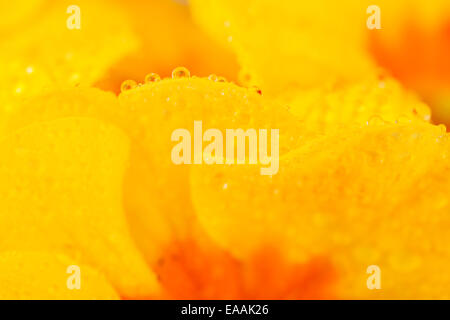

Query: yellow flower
[1,0,449,300]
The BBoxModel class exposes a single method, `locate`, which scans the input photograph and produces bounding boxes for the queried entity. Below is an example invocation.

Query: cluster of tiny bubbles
[121,79,137,92]
[208,74,227,82]
[145,73,161,83]
[172,67,190,79]
[366,115,385,126]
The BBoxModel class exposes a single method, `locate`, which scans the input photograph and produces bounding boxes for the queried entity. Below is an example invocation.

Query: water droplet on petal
[145,73,161,83]
[208,74,226,82]
[172,67,190,79]
[367,115,384,126]
[121,80,137,92]
[208,74,218,81]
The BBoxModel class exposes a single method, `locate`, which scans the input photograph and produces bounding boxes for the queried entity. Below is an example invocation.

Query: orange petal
[369,0,450,125]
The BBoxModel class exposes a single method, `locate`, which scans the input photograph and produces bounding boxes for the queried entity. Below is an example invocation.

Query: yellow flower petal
[0,251,119,300]
[0,87,124,136]
[0,0,44,33]
[288,76,431,127]
[190,0,376,95]
[0,0,138,114]
[96,0,239,92]
[118,76,307,265]
[190,121,450,298]
[0,117,159,299]
[190,1,433,130]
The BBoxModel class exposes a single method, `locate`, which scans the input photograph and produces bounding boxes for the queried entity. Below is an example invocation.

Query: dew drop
[172,67,190,79]
[208,74,226,82]
[121,80,137,92]
[208,74,218,81]
[145,73,161,83]
[367,115,384,126]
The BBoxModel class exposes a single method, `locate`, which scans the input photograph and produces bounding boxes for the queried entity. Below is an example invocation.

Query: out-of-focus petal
[95,0,239,92]
[190,0,437,129]
[0,251,119,300]
[368,0,450,126]
[190,0,376,95]
[0,0,138,114]
[0,0,44,33]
